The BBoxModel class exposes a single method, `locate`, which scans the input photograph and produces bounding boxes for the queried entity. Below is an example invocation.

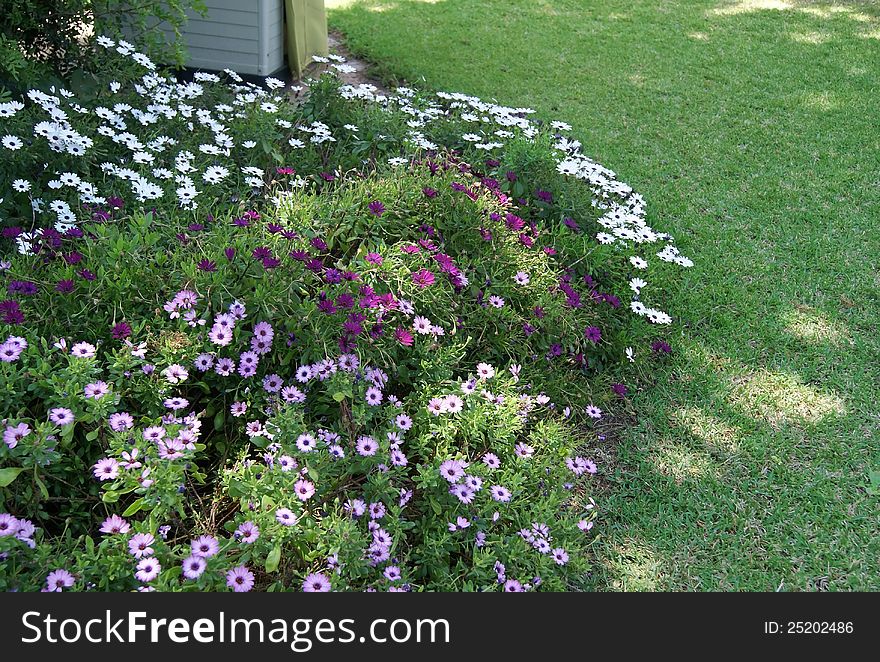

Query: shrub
[0,40,690,591]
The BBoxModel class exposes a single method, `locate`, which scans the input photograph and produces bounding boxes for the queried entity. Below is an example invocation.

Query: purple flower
[3,422,30,449]
[552,548,569,565]
[235,521,260,543]
[135,557,161,582]
[514,443,534,459]
[191,535,220,558]
[356,436,378,456]
[503,579,524,592]
[365,386,383,406]
[368,200,385,216]
[447,516,470,532]
[490,485,512,502]
[111,322,132,340]
[182,555,207,579]
[128,532,155,558]
[99,515,130,535]
[45,569,75,592]
[84,381,110,399]
[92,458,119,481]
[0,513,20,537]
[294,479,315,501]
[276,508,298,525]
[584,326,602,343]
[226,565,255,592]
[439,459,467,483]
[48,407,75,426]
[303,572,332,592]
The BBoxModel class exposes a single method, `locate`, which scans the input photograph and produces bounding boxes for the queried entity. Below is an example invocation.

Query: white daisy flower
[2,135,24,150]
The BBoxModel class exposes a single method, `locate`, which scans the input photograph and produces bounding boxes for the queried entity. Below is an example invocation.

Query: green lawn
[326,0,880,591]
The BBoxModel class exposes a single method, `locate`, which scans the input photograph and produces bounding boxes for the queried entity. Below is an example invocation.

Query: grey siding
[149,0,286,76]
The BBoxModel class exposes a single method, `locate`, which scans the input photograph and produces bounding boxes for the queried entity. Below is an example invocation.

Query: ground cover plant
[0,38,689,591]
[327,0,880,590]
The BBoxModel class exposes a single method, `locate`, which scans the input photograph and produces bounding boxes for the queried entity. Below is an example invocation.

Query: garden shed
[155,0,327,77]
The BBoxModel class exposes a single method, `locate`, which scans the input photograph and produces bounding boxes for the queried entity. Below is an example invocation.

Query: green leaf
[34,473,49,500]
[332,391,347,402]
[0,467,25,487]
[265,544,281,573]
[85,429,100,442]
[213,410,226,431]
[122,498,145,517]
[102,490,121,503]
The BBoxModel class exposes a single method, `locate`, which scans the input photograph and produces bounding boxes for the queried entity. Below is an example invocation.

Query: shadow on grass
[326,0,880,590]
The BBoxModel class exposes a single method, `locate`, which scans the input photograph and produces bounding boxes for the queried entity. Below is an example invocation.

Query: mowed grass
[326,0,880,591]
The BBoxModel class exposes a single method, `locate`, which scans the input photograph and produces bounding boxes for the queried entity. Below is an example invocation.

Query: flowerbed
[0,39,690,591]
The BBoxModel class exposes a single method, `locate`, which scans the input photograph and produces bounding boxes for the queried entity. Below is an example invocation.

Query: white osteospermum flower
[626,347,635,363]
[630,301,647,316]
[0,101,25,118]
[242,140,256,149]
[629,277,647,294]
[629,256,648,269]
[2,135,24,150]
[12,179,31,192]
[202,165,229,184]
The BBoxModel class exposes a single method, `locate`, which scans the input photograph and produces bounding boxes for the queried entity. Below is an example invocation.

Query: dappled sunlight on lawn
[710,0,793,15]
[650,437,719,483]
[671,406,741,455]
[780,303,850,346]
[788,29,831,43]
[710,0,880,34]
[683,342,847,429]
[601,538,665,591]
[726,368,846,428]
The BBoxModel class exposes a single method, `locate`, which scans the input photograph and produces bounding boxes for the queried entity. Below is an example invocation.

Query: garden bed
[0,38,689,592]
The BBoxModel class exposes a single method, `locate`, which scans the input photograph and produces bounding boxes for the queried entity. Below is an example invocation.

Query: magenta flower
[111,322,132,340]
[368,200,385,216]
[394,327,414,347]
[411,269,435,288]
